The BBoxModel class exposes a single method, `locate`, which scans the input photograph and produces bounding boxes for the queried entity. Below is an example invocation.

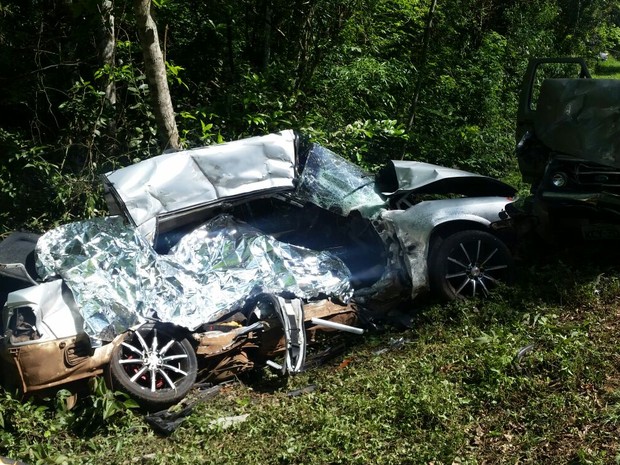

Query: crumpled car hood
[376,160,517,197]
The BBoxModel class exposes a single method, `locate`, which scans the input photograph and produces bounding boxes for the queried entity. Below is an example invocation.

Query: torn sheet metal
[34,215,351,340]
[295,144,386,218]
[103,130,297,242]
[377,160,517,197]
[535,78,620,167]
[4,280,84,341]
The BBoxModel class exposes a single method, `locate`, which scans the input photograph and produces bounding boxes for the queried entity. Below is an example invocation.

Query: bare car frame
[0,130,516,407]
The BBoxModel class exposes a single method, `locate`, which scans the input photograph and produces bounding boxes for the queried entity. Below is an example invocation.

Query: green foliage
[61,39,161,164]
[315,56,408,123]
[593,22,620,52]
[0,379,140,464]
[303,118,409,170]
[69,378,139,435]
[0,129,98,234]
[3,0,618,233]
[594,55,620,78]
[408,29,516,177]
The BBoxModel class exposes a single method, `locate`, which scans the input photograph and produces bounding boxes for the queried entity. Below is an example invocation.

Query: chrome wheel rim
[444,239,508,298]
[118,328,190,392]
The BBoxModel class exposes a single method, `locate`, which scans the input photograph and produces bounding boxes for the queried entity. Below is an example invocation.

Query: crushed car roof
[103,130,298,242]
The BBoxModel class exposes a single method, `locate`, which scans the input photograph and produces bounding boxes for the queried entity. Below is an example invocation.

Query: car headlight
[551,172,568,188]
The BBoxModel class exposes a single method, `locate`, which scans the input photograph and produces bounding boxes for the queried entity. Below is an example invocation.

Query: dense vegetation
[1,1,620,464]
[1,0,619,234]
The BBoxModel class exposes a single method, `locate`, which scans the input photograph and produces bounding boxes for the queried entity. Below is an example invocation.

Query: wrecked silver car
[0,130,516,407]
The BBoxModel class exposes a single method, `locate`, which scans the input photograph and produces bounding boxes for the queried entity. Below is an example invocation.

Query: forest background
[1,0,619,236]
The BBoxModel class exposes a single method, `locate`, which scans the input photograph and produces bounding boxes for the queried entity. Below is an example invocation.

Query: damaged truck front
[516,57,620,241]
[0,130,516,408]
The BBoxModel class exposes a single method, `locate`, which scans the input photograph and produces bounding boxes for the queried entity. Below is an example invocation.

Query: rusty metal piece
[0,334,121,393]
[199,350,254,383]
[303,299,360,340]
[195,331,240,356]
[302,299,357,321]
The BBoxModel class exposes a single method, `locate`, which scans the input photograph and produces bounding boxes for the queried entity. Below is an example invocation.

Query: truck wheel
[109,324,197,409]
[429,230,513,300]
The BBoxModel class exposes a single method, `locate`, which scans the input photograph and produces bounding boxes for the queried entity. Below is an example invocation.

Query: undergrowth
[2,245,620,464]
[594,55,620,79]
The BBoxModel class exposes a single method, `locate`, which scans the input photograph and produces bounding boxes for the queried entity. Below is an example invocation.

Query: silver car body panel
[103,130,297,242]
[380,196,512,297]
[3,280,84,343]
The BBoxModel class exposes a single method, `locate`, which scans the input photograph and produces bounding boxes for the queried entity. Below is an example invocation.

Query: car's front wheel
[429,230,513,300]
[109,324,197,409]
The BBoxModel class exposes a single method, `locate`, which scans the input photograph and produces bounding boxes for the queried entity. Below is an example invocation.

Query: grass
[2,244,620,464]
[594,55,620,79]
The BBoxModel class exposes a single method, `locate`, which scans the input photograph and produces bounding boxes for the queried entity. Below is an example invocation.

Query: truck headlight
[551,172,568,187]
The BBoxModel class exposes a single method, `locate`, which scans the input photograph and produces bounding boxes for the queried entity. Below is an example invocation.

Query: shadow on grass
[408,235,620,335]
[498,236,620,322]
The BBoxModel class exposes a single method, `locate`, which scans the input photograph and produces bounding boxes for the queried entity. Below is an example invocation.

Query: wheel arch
[146,321,196,348]
[429,219,489,244]
[428,218,514,255]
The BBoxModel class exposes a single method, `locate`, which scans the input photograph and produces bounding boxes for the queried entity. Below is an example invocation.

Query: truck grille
[575,162,620,188]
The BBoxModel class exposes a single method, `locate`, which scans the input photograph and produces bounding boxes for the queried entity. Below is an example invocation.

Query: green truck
[516,57,620,241]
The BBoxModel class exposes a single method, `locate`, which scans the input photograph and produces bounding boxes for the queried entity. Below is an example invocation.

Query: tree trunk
[96,0,117,159]
[134,0,180,151]
[260,0,272,71]
[98,0,116,107]
[402,0,438,159]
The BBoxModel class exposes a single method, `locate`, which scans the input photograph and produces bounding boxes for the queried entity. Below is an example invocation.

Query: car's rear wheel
[109,324,197,409]
[429,230,513,300]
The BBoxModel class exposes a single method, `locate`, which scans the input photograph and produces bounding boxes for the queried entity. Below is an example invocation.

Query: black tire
[429,230,513,300]
[109,324,197,409]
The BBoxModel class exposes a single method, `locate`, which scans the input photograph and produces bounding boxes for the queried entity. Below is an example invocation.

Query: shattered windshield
[295,144,387,218]
[35,216,352,340]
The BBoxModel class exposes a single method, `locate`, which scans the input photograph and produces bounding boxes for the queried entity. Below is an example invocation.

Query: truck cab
[516,57,620,241]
